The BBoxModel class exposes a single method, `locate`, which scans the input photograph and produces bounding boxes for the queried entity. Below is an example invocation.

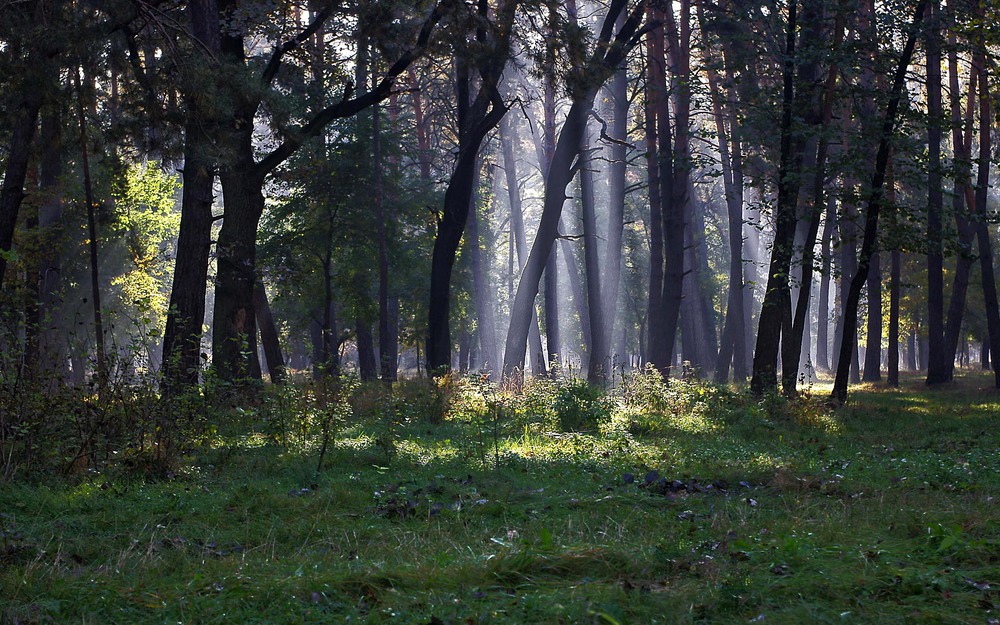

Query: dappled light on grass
[6,372,1000,623]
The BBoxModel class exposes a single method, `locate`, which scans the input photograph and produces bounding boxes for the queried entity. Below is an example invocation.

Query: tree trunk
[702,19,746,383]
[751,0,803,398]
[469,161,500,375]
[357,318,377,380]
[426,22,508,372]
[942,5,977,381]
[254,280,286,383]
[831,0,925,404]
[36,106,67,381]
[580,127,608,383]
[888,248,900,387]
[862,253,882,381]
[0,85,42,295]
[213,167,265,381]
[816,197,836,372]
[603,44,628,373]
[971,40,1000,388]
[645,19,669,373]
[925,0,948,385]
[499,112,545,374]
[503,0,643,378]
[784,5,844,394]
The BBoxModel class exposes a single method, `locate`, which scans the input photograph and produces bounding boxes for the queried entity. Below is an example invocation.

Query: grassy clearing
[3,371,1000,624]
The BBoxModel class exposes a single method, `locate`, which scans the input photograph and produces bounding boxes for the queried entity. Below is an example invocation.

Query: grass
[3,370,1000,623]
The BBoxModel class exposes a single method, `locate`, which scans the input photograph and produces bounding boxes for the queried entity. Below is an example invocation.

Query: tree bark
[503,0,644,379]
[603,41,628,373]
[469,161,500,374]
[888,248,900,387]
[580,125,608,383]
[862,252,882,381]
[356,318,377,380]
[751,0,803,398]
[426,0,511,372]
[254,280,285,383]
[816,197,836,372]
[925,0,948,386]
[942,5,977,381]
[831,0,926,405]
[499,112,545,374]
[971,39,1000,388]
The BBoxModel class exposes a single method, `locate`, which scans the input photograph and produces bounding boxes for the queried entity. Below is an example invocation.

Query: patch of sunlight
[336,434,376,450]
[796,410,843,435]
[395,438,460,465]
[666,410,723,435]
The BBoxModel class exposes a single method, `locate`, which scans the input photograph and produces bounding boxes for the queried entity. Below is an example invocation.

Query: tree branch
[260,1,339,87]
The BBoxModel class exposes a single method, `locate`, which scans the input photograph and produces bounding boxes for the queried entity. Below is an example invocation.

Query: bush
[552,378,608,432]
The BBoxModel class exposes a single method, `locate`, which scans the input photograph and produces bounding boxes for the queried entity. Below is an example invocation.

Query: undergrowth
[3,368,1000,624]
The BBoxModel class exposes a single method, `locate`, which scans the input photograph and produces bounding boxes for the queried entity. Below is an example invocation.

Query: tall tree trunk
[831,0,925,405]
[374,95,396,382]
[816,197,836,372]
[499,113,545,374]
[408,68,432,182]
[161,0,222,391]
[213,167,265,381]
[784,5,844,394]
[603,42,628,372]
[74,69,107,388]
[503,0,644,378]
[541,30,561,374]
[580,127,608,383]
[645,18,668,373]
[0,85,43,296]
[751,0,803,398]
[426,7,509,372]
[702,17,746,383]
[971,39,1000,388]
[469,160,500,374]
[36,106,67,381]
[925,0,948,385]
[942,6,977,380]
[888,248,901,387]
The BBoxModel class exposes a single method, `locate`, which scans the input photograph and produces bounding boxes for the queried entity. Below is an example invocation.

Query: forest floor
[3,371,1000,624]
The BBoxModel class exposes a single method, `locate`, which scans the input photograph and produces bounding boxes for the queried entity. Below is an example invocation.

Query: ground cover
[3,371,1000,624]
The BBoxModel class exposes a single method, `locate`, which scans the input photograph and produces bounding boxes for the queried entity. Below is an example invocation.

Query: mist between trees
[2,0,1000,434]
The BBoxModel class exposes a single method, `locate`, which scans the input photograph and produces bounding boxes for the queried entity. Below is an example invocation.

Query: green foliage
[552,378,607,432]
[5,373,1000,624]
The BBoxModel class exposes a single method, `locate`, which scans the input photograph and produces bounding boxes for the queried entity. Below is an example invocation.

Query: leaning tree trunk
[499,112,545,374]
[831,0,926,405]
[254,280,286,383]
[0,89,42,296]
[502,0,644,379]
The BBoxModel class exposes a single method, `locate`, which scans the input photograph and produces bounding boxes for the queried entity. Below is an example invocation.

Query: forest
[3,0,1000,622]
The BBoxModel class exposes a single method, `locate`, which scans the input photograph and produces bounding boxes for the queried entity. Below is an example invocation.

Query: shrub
[552,378,608,432]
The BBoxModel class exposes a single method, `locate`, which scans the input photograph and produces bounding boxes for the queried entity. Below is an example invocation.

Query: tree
[426,0,515,373]
[502,0,647,380]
